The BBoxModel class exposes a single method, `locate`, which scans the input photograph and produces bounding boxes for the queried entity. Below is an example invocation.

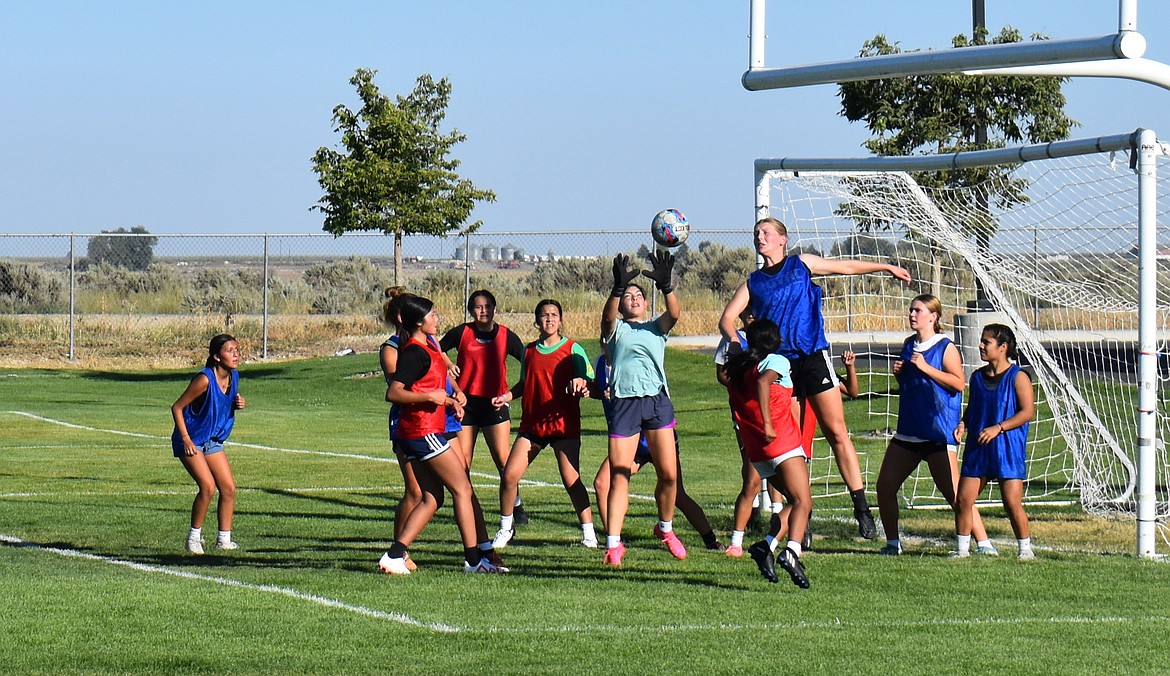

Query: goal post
[754,130,1168,558]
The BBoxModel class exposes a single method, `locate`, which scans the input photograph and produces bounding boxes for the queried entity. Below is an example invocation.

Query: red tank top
[396,337,448,439]
[455,324,511,398]
[519,339,581,438]
[728,364,802,462]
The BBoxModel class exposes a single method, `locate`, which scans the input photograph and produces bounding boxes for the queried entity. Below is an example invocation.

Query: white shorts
[752,446,806,479]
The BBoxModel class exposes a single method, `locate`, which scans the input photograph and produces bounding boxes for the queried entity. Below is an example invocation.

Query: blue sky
[2,1,1168,237]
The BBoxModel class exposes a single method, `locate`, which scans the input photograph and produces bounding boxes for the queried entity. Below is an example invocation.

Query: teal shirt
[606,318,668,398]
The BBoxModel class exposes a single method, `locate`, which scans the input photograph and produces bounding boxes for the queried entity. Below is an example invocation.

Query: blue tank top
[747,257,828,359]
[894,335,962,446]
[963,363,1030,479]
[172,367,237,447]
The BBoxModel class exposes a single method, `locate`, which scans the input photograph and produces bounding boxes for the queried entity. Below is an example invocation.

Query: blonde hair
[754,217,788,237]
[912,293,944,333]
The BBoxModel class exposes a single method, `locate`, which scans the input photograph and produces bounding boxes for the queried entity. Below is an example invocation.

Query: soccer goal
[756,130,1169,557]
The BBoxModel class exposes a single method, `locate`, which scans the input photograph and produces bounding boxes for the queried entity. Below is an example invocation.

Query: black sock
[701,530,719,548]
[464,547,481,567]
[387,541,408,559]
[850,489,870,512]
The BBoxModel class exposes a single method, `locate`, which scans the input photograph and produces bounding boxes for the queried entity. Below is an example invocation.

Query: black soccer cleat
[748,540,778,583]
[513,502,529,525]
[778,547,810,589]
[855,508,878,540]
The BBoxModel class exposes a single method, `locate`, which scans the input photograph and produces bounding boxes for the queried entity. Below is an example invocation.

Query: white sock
[956,534,971,554]
[188,527,202,540]
[764,534,779,553]
[606,535,621,549]
[976,539,993,549]
[217,530,231,544]
[657,520,673,533]
[581,522,596,540]
[730,530,745,548]
[886,539,901,550]
[1018,537,1032,551]
[499,514,515,531]
[786,540,802,557]
[514,496,522,507]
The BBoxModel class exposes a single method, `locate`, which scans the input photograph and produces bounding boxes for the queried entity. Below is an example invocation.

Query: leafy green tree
[312,69,496,284]
[837,27,1076,241]
[86,226,157,271]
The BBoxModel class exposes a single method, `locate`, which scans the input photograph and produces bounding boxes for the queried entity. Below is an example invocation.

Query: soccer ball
[650,208,689,247]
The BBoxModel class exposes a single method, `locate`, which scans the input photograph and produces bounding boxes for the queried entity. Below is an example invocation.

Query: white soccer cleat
[377,553,411,575]
[464,557,508,574]
[1018,548,1036,561]
[581,535,599,549]
[185,537,204,555]
[492,527,515,549]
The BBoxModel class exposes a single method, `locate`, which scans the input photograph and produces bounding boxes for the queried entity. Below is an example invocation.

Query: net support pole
[262,234,270,361]
[1135,128,1159,558]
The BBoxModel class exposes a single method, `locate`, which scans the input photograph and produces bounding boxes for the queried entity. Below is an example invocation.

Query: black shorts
[518,432,572,450]
[789,350,840,399]
[891,438,951,459]
[462,394,510,428]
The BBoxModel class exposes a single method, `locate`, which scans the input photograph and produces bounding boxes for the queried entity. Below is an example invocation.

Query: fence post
[463,232,471,321]
[262,234,270,360]
[68,233,76,361]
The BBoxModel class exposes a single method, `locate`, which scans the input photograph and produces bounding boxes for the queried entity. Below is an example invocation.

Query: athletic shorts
[890,437,954,458]
[608,390,676,439]
[789,350,840,399]
[632,428,680,467]
[172,439,224,459]
[396,433,451,463]
[461,394,510,428]
[751,446,807,480]
[518,432,572,450]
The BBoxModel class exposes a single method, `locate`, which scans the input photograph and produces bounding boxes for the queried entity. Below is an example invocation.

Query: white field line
[6,532,1165,636]
[0,533,459,633]
[0,486,404,499]
[1,410,614,497]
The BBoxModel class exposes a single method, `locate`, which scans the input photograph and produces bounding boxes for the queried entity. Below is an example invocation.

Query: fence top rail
[0,228,757,239]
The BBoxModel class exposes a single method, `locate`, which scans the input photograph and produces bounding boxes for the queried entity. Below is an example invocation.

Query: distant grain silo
[481,244,499,262]
[500,243,516,262]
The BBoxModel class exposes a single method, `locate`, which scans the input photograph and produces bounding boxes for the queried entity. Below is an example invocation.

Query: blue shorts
[172,439,224,459]
[608,390,676,439]
[396,434,451,463]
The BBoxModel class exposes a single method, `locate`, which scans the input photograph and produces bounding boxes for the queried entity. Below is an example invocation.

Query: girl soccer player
[599,251,687,566]
[491,299,596,548]
[380,287,467,571]
[720,217,911,539]
[875,295,994,556]
[378,295,505,575]
[954,323,1036,560]
[724,319,812,588]
[440,290,529,523]
[171,334,245,555]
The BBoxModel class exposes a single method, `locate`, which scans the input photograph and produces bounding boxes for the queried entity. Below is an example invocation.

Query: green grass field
[1,348,1168,674]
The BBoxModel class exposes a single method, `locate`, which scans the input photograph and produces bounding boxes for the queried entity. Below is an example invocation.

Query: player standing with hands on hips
[171,334,245,555]
[599,250,686,567]
[720,217,911,539]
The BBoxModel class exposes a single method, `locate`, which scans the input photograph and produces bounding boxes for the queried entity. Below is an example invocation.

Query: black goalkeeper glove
[611,253,640,297]
[641,249,675,293]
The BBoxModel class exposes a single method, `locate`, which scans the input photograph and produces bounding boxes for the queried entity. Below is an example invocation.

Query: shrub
[0,260,66,313]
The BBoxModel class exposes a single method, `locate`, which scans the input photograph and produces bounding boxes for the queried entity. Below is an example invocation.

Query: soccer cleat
[214,540,239,551]
[854,508,878,540]
[878,543,902,556]
[801,525,813,552]
[603,542,626,567]
[492,527,515,549]
[653,524,687,560]
[185,537,204,555]
[1018,548,1036,561]
[725,544,744,558]
[513,503,529,525]
[748,540,778,583]
[404,555,418,572]
[581,535,599,549]
[464,557,508,574]
[950,549,971,559]
[377,553,411,575]
[777,547,810,589]
[976,544,1000,557]
[706,540,726,552]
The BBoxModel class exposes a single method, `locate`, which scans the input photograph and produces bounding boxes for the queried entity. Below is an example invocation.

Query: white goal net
[759,134,1169,547]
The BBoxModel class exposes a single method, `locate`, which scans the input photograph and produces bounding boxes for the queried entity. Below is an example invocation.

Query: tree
[837,28,1076,242]
[311,69,496,284]
[86,226,157,271]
